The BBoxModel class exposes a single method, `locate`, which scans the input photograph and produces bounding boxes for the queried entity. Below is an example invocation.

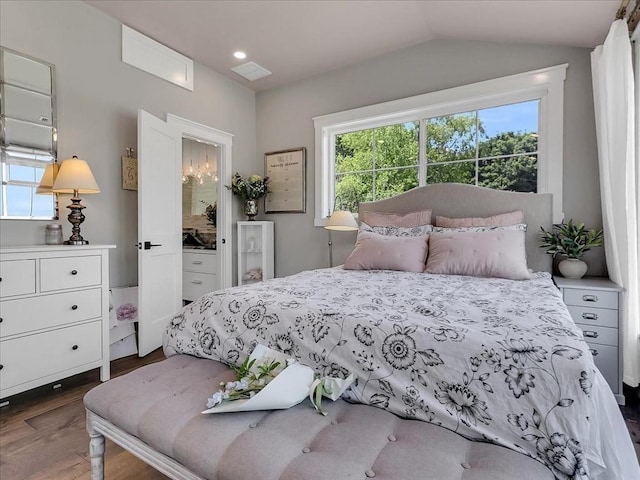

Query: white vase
[558,258,588,279]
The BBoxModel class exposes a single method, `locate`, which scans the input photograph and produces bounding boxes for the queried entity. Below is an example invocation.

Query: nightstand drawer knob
[72,344,78,350]
[71,270,78,276]
[589,348,599,356]
[71,305,78,310]
[582,294,598,302]
[582,312,598,321]
[583,330,599,338]
[192,261,203,265]
[0,364,3,370]
[192,280,203,285]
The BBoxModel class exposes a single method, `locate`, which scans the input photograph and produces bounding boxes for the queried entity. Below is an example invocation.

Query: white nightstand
[554,276,624,405]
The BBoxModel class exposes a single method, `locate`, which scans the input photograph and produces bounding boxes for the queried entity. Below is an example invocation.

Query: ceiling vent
[231,61,272,81]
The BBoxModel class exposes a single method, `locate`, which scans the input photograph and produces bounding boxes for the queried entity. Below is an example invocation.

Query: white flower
[206,392,224,408]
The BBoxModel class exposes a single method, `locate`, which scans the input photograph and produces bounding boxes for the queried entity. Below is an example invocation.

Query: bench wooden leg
[89,430,105,480]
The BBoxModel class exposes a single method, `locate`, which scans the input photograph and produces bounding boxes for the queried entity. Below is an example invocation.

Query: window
[1,148,55,218]
[314,65,567,224]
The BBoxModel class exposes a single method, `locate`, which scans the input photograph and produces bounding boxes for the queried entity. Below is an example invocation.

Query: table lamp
[52,156,100,245]
[36,161,60,218]
[324,210,358,267]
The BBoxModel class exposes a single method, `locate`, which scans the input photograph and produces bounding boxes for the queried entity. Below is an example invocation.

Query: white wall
[0,0,256,287]
[256,39,606,277]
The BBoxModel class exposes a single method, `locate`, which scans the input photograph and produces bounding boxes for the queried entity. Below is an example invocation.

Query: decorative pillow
[432,223,527,233]
[362,209,432,228]
[344,231,429,273]
[435,210,524,228]
[360,222,433,237]
[425,230,530,280]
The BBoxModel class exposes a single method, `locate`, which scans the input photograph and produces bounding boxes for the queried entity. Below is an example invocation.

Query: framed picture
[121,155,137,191]
[264,147,306,213]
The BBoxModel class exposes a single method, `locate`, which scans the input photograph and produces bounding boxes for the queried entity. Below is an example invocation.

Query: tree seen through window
[334,100,539,212]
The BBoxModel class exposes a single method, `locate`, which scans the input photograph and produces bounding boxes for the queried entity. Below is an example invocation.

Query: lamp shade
[52,156,100,194]
[35,162,60,194]
[325,210,358,231]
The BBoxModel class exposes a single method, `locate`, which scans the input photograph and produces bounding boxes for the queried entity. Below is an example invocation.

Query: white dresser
[183,248,217,302]
[0,245,115,400]
[555,276,624,405]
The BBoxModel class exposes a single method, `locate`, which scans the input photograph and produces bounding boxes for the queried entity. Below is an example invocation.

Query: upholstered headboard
[358,184,553,273]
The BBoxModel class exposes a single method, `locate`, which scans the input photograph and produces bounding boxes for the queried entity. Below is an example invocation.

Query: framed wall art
[121,154,137,191]
[264,147,306,213]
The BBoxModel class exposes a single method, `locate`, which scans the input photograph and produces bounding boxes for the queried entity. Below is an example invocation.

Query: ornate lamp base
[64,193,89,245]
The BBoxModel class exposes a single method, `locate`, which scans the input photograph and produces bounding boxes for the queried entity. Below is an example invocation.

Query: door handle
[144,241,162,250]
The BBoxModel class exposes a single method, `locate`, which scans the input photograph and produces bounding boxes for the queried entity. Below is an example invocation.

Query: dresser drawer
[40,255,101,292]
[563,288,618,309]
[183,271,216,301]
[566,305,618,328]
[0,259,36,298]
[183,252,216,274]
[0,288,102,338]
[0,320,102,391]
[586,343,619,394]
[575,324,618,347]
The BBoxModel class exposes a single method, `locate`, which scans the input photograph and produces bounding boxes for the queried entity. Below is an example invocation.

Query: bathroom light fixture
[234,51,247,59]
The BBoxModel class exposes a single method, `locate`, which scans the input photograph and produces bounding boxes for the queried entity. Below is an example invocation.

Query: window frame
[313,64,567,225]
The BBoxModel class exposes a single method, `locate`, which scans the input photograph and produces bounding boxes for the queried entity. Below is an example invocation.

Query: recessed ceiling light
[234,51,247,60]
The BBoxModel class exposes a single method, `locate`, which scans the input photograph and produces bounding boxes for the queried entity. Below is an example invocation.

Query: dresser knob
[72,345,78,350]
[582,312,598,321]
[583,330,599,338]
[582,294,598,303]
[0,317,3,323]
[71,305,78,310]
[0,364,3,370]
[71,270,78,275]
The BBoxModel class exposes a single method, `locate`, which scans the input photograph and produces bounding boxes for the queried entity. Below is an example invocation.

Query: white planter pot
[558,258,588,279]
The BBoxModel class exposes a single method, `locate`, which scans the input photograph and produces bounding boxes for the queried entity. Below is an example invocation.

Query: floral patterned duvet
[164,268,601,480]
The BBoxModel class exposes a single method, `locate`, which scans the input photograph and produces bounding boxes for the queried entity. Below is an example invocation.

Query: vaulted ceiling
[86,0,621,91]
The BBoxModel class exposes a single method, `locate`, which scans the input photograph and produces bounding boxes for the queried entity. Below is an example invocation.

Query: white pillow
[360,222,433,237]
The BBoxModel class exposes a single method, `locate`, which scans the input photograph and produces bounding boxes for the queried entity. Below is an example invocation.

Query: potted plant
[226,173,270,220]
[539,219,603,279]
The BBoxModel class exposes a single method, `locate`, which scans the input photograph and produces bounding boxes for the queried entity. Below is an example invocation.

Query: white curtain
[591,20,640,388]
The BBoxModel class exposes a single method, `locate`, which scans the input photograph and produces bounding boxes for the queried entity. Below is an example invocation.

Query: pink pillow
[435,210,524,228]
[362,209,432,227]
[425,230,530,280]
[344,231,429,272]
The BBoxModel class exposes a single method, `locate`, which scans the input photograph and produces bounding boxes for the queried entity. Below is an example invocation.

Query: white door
[137,110,182,356]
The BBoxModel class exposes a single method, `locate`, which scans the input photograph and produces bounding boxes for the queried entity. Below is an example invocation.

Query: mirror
[0,47,57,219]
[182,138,219,249]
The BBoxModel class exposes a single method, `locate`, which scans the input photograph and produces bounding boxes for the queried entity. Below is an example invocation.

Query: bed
[84,184,639,480]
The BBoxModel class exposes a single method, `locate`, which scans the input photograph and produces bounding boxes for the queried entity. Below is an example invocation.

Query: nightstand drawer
[0,320,102,391]
[575,324,618,347]
[0,260,36,298]
[0,288,102,338]
[183,252,216,274]
[586,343,619,394]
[563,288,618,309]
[183,271,216,301]
[40,255,101,292]
[566,306,618,328]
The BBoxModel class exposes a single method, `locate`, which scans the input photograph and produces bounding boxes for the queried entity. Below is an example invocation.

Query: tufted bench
[84,355,553,480]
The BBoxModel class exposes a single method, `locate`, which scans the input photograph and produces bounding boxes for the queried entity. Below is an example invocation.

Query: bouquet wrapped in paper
[202,344,355,415]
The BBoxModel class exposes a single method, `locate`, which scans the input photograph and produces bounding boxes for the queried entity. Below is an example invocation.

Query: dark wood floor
[0,349,169,480]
